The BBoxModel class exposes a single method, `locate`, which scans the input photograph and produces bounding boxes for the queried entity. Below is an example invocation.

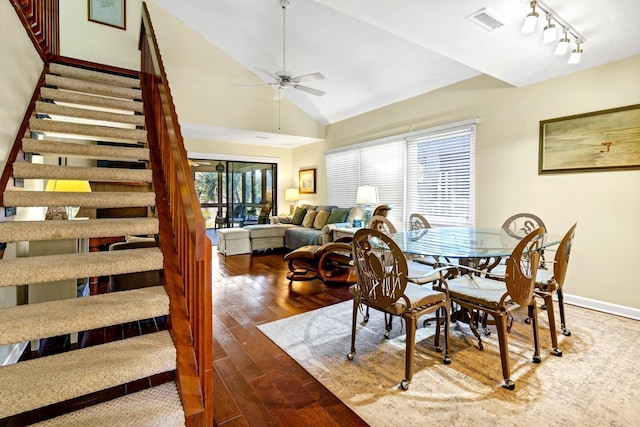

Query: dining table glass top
[392,226,562,259]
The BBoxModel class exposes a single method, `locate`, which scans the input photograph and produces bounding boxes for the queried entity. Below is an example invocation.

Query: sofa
[243,205,363,251]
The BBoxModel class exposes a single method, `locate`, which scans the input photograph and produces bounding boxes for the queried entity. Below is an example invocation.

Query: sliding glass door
[192,160,277,228]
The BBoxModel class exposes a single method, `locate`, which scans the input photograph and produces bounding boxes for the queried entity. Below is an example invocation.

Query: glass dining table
[392,226,562,270]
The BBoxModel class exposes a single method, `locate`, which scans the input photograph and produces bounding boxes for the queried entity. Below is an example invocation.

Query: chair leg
[442,303,451,364]
[557,288,571,336]
[400,315,417,390]
[363,305,370,324]
[494,313,514,390]
[384,313,393,339]
[543,294,562,356]
[530,303,542,363]
[347,298,359,360]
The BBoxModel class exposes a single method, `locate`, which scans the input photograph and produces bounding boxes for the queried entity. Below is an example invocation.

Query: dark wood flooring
[212,248,368,426]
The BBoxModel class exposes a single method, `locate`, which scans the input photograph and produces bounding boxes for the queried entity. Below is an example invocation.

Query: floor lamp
[356,185,378,227]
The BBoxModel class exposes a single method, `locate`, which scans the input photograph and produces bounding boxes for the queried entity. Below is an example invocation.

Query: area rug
[258,301,640,426]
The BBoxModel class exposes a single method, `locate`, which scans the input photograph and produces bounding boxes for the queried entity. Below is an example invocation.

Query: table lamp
[285,188,300,215]
[356,185,378,227]
[45,179,92,220]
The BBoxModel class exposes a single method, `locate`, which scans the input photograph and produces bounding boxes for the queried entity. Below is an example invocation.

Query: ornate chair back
[352,228,408,309]
[368,215,397,236]
[552,223,577,288]
[372,204,391,217]
[501,213,546,239]
[409,213,431,231]
[504,227,544,306]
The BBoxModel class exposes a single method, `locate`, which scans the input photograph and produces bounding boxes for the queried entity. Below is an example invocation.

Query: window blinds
[406,125,475,226]
[326,120,475,228]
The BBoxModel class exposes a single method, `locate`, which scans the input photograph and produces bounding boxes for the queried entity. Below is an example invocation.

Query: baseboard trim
[564,294,640,320]
[1,342,28,366]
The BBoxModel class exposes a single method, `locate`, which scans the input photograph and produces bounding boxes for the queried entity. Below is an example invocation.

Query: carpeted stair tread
[0,331,176,419]
[3,190,155,209]
[0,286,168,345]
[0,247,163,287]
[22,138,149,162]
[29,118,147,143]
[0,286,167,344]
[45,74,142,100]
[0,217,158,243]
[36,101,145,126]
[49,63,141,89]
[13,163,152,183]
[32,382,185,427]
[41,87,143,113]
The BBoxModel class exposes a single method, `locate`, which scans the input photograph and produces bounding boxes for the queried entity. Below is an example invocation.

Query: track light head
[542,13,557,43]
[569,40,583,64]
[522,1,539,33]
[554,28,570,55]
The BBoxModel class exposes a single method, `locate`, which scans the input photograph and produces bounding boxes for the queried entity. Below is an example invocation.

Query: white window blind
[326,150,359,208]
[359,142,405,227]
[326,120,475,228]
[406,125,475,226]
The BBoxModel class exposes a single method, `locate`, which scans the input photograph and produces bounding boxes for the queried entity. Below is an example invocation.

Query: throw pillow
[313,210,330,229]
[326,207,350,224]
[346,207,363,223]
[302,210,318,228]
[291,207,307,225]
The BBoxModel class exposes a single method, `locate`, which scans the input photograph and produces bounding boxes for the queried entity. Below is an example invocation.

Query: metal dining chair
[437,228,544,390]
[348,228,451,390]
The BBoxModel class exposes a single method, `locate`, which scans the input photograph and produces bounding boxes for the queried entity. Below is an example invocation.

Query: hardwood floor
[212,248,368,426]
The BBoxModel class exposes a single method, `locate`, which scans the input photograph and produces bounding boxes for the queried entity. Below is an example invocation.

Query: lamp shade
[45,179,92,193]
[356,186,378,205]
[521,12,539,33]
[285,188,300,201]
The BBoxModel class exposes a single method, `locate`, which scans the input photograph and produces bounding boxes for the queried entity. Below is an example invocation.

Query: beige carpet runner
[0,62,184,424]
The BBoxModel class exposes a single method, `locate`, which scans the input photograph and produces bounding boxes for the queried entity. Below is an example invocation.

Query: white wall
[59,0,143,70]
[295,56,640,312]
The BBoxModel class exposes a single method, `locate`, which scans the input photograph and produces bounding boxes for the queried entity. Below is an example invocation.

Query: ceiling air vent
[466,7,505,32]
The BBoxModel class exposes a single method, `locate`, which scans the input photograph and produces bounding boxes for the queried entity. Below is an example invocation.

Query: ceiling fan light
[522,12,539,33]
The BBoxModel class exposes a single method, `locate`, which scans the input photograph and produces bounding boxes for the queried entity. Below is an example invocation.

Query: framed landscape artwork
[299,168,316,194]
[539,104,640,174]
[88,0,126,30]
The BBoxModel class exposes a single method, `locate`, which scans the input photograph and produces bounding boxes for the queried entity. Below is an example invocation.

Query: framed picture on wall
[539,104,640,174]
[88,0,126,30]
[299,168,316,194]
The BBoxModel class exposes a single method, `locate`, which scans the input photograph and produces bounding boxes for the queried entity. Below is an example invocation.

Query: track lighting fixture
[521,0,585,64]
[542,13,556,43]
[568,40,583,64]
[521,1,539,34]
[554,28,570,55]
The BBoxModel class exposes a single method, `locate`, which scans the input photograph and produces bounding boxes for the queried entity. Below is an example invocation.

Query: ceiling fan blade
[292,84,325,97]
[256,67,281,82]
[237,82,274,87]
[291,72,325,83]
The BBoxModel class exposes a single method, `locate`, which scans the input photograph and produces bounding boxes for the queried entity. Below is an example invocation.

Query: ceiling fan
[242,0,325,100]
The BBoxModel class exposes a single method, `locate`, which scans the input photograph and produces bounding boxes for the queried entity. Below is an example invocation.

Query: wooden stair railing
[139,3,213,426]
[9,0,59,62]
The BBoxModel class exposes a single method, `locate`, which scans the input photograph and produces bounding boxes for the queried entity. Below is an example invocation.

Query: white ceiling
[155,0,640,147]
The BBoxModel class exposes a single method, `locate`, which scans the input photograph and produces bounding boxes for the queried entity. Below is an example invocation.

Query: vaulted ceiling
[155,0,640,146]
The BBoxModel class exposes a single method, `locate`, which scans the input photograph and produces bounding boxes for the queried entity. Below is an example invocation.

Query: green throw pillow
[291,207,308,225]
[326,208,350,224]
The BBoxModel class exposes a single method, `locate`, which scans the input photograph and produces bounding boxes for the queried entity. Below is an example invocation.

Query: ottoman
[217,228,251,256]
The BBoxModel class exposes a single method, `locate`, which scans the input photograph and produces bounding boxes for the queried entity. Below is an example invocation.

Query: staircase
[0,63,186,425]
